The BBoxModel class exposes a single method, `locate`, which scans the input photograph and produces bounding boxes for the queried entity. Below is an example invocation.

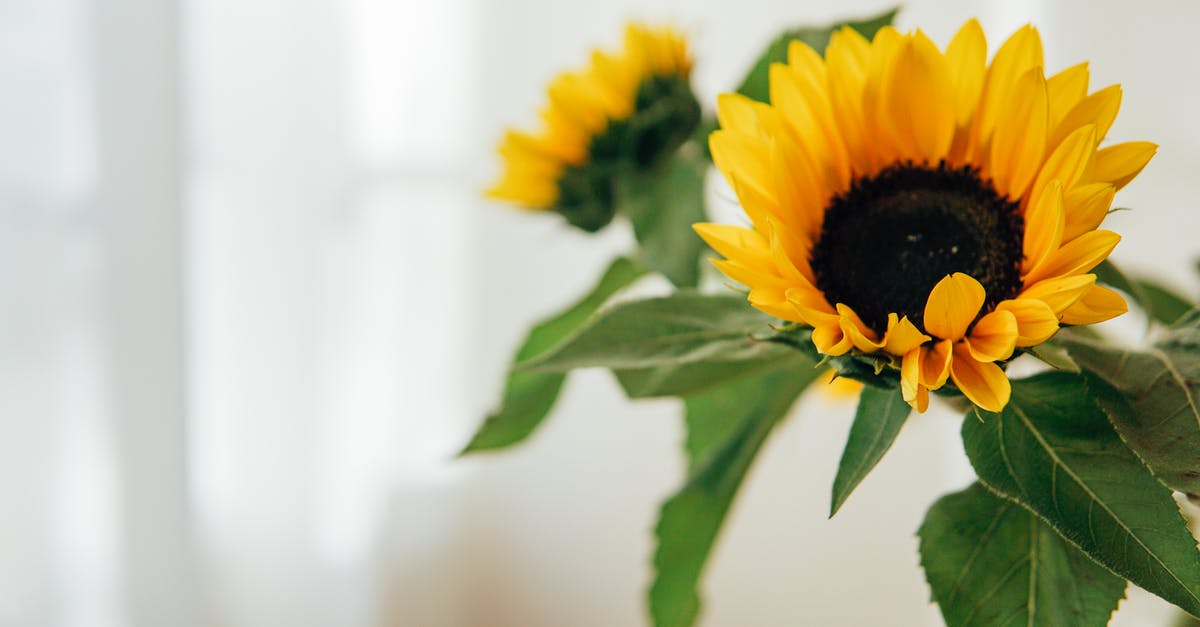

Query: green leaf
[829,385,910,516]
[650,356,820,626]
[735,7,898,103]
[919,482,1126,627]
[461,257,646,453]
[962,371,1200,617]
[1059,308,1200,494]
[618,148,709,288]
[1095,259,1194,326]
[519,292,776,373]
[613,342,795,399]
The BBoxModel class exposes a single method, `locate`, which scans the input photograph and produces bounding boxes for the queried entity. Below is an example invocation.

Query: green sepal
[460,257,647,453]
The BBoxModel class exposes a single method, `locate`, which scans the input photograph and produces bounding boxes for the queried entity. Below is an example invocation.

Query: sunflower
[487,23,699,232]
[695,20,1156,413]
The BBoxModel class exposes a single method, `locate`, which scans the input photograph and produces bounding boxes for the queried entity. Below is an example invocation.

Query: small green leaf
[919,482,1126,627]
[736,7,898,103]
[1059,307,1200,494]
[519,292,776,373]
[962,372,1200,617]
[829,385,910,516]
[461,257,646,453]
[650,356,819,626]
[618,148,709,288]
[1095,259,1194,326]
[613,342,794,399]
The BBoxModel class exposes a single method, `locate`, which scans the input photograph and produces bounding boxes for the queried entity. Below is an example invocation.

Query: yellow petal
[1046,62,1090,131]
[1024,230,1120,284]
[988,67,1047,199]
[1028,124,1096,210]
[749,288,806,323]
[949,343,1012,413]
[785,286,837,326]
[885,31,956,164]
[995,298,1059,346]
[1049,84,1122,149]
[825,27,872,175]
[965,309,1018,362]
[693,223,773,271]
[972,25,1043,156]
[921,339,954,389]
[884,315,931,356]
[910,384,930,413]
[944,18,987,128]
[1022,180,1065,276]
[1062,183,1115,242]
[901,347,923,403]
[837,303,884,352]
[924,273,986,341]
[716,93,764,136]
[812,318,854,356]
[1060,284,1128,325]
[1093,141,1157,191]
[1018,274,1096,314]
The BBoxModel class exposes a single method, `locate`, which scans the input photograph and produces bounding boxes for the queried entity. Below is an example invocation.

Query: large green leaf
[613,342,795,399]
[1095,259,1194,326]
[618,147,709,288]
[650,356,819,626]
[1059,308,1200,494]
[519,292,776,373]
[919,482,1126,627]
[461,257,646,453]
[962,372,1200,616]
[829,385,910,516]
[736,8,898,103]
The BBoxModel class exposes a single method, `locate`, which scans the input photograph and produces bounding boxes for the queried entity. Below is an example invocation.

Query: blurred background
[3,0,1198,625]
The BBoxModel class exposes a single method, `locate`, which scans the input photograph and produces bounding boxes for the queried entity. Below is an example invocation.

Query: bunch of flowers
[463,9,1200,627]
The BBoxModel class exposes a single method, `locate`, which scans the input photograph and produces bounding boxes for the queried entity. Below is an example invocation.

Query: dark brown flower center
[809,162,1024,334]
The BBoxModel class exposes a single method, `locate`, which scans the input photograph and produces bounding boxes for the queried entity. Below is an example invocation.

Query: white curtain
[2,0,1197,625]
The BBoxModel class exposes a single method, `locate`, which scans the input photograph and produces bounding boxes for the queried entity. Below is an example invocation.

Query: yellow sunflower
[488,23,698,231]
[695,20,1156,413]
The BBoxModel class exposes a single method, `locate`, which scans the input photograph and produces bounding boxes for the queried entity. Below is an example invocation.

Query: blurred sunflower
[696,20,1156,413]
[488,23,700,232]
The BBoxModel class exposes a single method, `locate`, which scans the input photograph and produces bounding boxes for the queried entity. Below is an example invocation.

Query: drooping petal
[1060,284,1128,325]
[884,315,931,356]
[837,303,884,352]
[949,343,1012,412]
[901,348,929,412]
[923,273,986,341]
[964,309,1018,362]
[995,298,1059,346]
[921,339,954,389]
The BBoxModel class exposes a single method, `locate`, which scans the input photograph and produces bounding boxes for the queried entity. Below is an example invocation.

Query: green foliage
[736,8,898,104]
[618,148,709,288]
[519,292,778,373]
[829,386,911,516]
[461,257,646,453]
[962,372,1200,617]
[1059,308,1200,494]
[920,483,1126,627]
[613,343,795,399]
[1095,259,1195,326]
[650,355,820,626]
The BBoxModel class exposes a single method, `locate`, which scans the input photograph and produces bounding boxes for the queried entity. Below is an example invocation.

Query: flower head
[696,21,1156,412]
[488,23,699,232]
